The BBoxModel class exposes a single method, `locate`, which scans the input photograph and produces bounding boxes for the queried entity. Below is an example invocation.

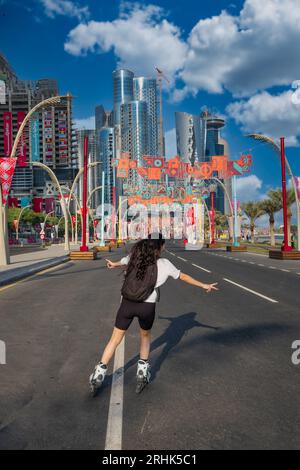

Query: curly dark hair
[126,234,165,281]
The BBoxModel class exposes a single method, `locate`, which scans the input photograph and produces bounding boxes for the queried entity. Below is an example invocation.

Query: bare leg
[139,328,151,360]
[101,327,126,365]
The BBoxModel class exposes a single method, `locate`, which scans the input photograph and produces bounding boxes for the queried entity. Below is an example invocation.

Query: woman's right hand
[106,259,116,269]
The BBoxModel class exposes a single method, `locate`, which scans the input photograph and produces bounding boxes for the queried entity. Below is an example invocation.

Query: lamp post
[32,162,70,252]
[210,191,215,245]
[0,95,66,266]
[232,175,240,247]
[80,136,89,252]
[247,133,300,250]
[16,204,31,242]
[280,137,292,252]
[0,185,9,265]
[100,171,105,247]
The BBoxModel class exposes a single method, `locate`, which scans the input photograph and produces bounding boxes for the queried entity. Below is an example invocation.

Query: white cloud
[63,0,300,100]
[74,115,95,130]
[164,128,177,158]
[64,3,187,84]
[181,0,300,97]
[236,174,264,202]
[226,90,300,146]
[40,0,90,21]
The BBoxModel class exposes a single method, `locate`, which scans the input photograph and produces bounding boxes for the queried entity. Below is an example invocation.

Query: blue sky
[1,0,300,222]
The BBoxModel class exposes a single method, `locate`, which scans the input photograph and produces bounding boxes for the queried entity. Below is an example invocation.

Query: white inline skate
[89,362,107,396]
[136,359,151,394]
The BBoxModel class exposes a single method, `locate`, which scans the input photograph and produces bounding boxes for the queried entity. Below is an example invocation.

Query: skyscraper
[204,115,227,214]
[76,129,99,209]
[175,112,206,165]
[0,54,78,208]
[133,77,158,156]
[120,100,148,186]
[99,127,115,206]
[112,69,134,126]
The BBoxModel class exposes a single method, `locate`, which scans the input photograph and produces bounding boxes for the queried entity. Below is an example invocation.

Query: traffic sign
[40,234,45,240]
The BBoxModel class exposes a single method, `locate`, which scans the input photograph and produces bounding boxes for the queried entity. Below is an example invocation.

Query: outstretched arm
[179,272,218,293]
[106,253,130,269]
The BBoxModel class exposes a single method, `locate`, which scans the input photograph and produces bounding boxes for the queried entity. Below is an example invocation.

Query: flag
[0,157,17,206]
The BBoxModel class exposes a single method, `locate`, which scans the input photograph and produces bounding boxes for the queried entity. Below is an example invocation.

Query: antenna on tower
[155,67,170,157]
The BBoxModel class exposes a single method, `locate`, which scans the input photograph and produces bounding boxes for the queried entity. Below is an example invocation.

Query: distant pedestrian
[291,233,295,250]
[89,234,218,395]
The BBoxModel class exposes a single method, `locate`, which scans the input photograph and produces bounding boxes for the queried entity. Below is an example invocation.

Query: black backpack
[121,263,158,302]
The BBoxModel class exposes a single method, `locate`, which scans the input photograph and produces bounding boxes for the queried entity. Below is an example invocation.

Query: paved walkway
[0,244,71,287]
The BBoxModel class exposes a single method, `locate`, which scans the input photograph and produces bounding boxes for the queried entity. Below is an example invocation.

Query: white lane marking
[269,266,276,269]
[105,338,125,450]
[169,252,176,256]
[281,269,290,273]
[177,256,187,262]
[258,264,265,267]
[192,263,212,274]
[249,262,255,265]
[223,278,279,304]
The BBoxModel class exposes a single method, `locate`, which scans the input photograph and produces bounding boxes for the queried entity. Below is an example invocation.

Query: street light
[0,95,67,266]
[247,133,300,250]
[16,204,31,242]
[32,162,70,252]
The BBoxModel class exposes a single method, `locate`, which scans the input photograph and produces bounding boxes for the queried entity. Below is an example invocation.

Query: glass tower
[121,100,148,187]
[175,112,206,165]
[133,77,158,156]
[113,69,134,126]
[99,127,115,206]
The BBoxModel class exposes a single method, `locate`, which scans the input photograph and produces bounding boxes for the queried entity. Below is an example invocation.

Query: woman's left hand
[203,283,219,293]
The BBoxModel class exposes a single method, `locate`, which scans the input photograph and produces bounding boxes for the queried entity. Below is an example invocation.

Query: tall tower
[133,77,158,156]
[112,69,134,126]
[99,127,115,206]
[121,100,148,187]
[175,112,206,165]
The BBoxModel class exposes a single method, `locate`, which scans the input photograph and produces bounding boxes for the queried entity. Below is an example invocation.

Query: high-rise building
[175,112,206,165]
[112,69,134,126]
[204,115,228,214]
[95,105,113,131]
[175,110,232,214]
[76,129,99,209]
[0,54,78,209]
[99,127,115,206]
[133,77,158,156]
[120,100,148,187]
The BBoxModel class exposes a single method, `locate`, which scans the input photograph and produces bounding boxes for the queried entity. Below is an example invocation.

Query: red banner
[3,112,12,157]
[32,197,43,213]
[0,157,17,205]
[17,111,27,167]
[45,197,55,214]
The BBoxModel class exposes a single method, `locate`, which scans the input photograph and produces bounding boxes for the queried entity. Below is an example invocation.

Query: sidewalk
[0,244,70,287]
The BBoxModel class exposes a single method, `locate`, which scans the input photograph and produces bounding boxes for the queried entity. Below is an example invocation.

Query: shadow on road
[124,312,219,382]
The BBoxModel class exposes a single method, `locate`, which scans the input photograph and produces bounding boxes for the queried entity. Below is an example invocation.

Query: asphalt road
[0,242,300,450]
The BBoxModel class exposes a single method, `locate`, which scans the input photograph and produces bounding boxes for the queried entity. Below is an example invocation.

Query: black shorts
[115,298,156,331]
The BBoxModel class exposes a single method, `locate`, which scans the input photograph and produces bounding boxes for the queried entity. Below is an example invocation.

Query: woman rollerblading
[89,234,218,395]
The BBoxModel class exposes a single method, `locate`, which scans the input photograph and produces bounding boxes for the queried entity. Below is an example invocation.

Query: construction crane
[155,67,170,157]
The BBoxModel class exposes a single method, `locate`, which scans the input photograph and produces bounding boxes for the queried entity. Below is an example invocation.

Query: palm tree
[214,210,228,239]
[241,202,264,243]
[267,188,296,244]
[259,197,282,247]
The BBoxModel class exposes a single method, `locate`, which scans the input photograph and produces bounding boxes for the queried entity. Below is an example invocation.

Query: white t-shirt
[120,256,181,303]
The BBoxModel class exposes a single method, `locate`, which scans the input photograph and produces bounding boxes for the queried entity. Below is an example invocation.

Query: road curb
[0,255,70,288]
